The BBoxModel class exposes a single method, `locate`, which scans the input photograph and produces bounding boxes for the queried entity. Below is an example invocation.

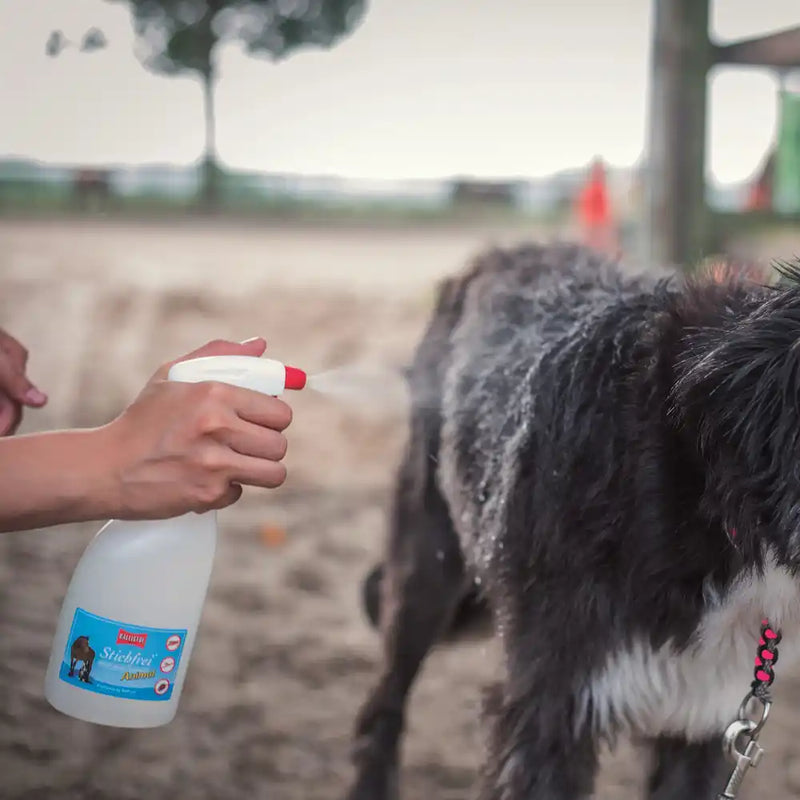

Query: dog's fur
[345,243,800,800]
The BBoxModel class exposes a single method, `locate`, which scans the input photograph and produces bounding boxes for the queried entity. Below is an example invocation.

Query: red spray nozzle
[284,365,307,391]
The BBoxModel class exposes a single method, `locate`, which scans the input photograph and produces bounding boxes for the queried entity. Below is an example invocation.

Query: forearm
[0,428,117,532]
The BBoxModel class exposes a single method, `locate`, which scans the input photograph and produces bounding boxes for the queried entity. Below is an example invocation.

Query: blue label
[58,608,187,702]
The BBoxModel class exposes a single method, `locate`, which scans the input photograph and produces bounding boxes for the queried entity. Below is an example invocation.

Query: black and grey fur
[346,243,800,800]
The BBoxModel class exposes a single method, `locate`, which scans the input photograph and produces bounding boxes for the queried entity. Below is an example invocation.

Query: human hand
[0,328,47,436]
[97,337,292,519]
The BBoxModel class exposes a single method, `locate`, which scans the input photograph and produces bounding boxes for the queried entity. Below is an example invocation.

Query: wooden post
[646,0,711,270]
[714,26,800,68]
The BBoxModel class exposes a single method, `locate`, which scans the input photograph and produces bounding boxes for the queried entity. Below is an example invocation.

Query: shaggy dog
[345,243,800,800]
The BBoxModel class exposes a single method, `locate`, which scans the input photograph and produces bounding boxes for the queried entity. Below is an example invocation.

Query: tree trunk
[645,0,712,270]
[200,70,218,210]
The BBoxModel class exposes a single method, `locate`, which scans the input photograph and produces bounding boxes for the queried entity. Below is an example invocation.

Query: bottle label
[58,607,187,702]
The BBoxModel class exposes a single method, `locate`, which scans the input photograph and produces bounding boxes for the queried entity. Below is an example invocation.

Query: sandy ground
[3,217,800,800]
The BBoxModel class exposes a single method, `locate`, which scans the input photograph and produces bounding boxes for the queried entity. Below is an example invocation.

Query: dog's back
[429,244,654,563]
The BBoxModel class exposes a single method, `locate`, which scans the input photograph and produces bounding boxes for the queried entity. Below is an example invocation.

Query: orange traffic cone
[575,159,617,256]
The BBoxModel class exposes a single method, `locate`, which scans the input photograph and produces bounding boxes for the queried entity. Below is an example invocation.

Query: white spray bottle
[45,355,307,728]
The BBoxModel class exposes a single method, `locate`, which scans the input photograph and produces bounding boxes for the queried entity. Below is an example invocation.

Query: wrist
[78,422,125,520]
[45,426,123,523]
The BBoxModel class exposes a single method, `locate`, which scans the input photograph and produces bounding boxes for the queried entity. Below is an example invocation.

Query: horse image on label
[68,635,95,683]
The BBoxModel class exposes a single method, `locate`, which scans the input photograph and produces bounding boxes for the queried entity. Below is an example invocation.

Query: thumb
[154,337,268,381]
[0,358,47,407]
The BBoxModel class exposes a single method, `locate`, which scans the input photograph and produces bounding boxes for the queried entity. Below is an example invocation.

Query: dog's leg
[478,679,598,800]
[346,458,466,800]
[475,602,601,800]
[645,735,726,800]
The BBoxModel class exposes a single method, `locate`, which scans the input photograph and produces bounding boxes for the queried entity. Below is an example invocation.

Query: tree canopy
[108,0,366,80]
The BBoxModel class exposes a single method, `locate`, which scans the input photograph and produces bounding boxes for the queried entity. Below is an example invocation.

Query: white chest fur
[582,559,800,741]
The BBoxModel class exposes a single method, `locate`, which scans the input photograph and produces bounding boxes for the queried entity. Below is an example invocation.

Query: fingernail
[239,337,264,345]
[24,388,47,406]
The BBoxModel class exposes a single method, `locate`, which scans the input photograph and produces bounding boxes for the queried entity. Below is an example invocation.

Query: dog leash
[716,619,782,799]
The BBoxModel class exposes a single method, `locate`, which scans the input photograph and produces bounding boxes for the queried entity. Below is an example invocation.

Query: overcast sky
[1,1,797,183]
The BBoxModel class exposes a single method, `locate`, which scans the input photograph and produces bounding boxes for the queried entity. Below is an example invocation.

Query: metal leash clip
[717,692,771,800]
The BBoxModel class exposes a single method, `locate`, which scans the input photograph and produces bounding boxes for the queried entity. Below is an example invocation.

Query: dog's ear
[673,292,800,447]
